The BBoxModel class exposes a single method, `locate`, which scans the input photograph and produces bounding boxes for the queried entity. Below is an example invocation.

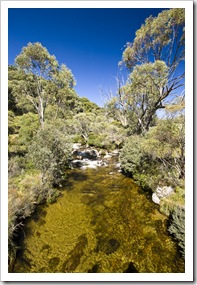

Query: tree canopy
[121,8,185,73]
[13,42,76,127]
[106,8,185,134]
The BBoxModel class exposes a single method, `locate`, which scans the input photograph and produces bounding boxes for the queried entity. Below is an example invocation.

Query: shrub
[8,156,26,178]
[168,206,185,257]
[8,173,42,265]
[119,136,144,174]
[119,117,185,190]
[28,124,72,189]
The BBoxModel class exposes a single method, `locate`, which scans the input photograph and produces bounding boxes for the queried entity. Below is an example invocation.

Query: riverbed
[12,163,184,273]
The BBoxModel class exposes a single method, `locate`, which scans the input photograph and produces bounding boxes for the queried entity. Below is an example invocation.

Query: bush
[8,156,26,178]
[28,124,72,189]
[17,113,39,145]
[8,173,42,265]
[119,135,144,174]
[168,206,185,257]
[119,117,185,190]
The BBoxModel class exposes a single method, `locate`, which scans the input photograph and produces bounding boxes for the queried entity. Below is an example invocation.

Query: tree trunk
[38,96,44,127]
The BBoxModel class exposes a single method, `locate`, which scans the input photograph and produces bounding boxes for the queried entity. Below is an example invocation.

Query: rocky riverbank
[71,144,121,171]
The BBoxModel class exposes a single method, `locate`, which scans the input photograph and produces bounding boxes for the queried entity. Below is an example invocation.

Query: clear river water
[12,160,184,273]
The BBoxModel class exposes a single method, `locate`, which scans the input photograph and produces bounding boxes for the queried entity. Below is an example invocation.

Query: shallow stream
[12,162,184,273]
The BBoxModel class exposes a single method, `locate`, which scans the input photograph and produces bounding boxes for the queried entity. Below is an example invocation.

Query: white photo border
[1,0,193,282]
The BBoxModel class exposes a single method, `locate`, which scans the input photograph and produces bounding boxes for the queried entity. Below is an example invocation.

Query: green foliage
[144,117,185,180]
[18,113,39,144]
[70,111,126,149]
[14,42,76,126]
[72,112,95,143]
[90,119,126,149]
[8,172,42,265]
[53,63,76,89]
[8,65,28,115]
[15,42,58,77]
[28,124,72,189]
[8,111,17,135]
[110,8,185,134]
[8,112,39,155]
[119,136,144,174]
[123,61,168,133]
[121,8,185,71]
[87,133,105,148]
[78,97,101,113]
[120,116,185,189]
[106,60,170,134]
[168,206,185,257]
[8,156,27,178]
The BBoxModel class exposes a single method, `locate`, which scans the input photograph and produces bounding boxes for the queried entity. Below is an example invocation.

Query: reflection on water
[12,165,184,273]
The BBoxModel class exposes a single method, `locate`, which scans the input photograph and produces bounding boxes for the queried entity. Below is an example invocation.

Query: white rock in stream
[115,162,121,168]
[104,154,112,159]
[152,193,161,205]
[152,186,174,205]
[72,143,82,150]
[80,159,108,169]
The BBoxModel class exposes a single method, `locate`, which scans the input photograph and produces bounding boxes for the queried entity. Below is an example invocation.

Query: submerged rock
[95,237,120,255]
[62,234,88,272]
[88,263,100,273]
[123,261,138,273]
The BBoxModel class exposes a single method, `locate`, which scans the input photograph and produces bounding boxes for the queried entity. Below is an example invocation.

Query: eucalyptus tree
[121,8,185,82]
[122,60,169,133]
[111,8,185,133]
[14,42,76,127]
[73,112,96,145]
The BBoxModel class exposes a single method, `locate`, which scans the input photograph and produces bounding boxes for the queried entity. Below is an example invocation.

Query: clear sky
[8,8,165,106]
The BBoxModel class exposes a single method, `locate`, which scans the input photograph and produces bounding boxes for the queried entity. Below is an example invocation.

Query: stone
[152,186,174,205]
[104,153,112,159]
[152,193,160,205]
[112,149,120,154]
[72,143,81,150]
[115,162,121,168]
[71,160,83,168]
[156,186,174,199]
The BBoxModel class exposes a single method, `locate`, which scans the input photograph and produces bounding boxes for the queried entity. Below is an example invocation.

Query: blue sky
[8,8,165,106]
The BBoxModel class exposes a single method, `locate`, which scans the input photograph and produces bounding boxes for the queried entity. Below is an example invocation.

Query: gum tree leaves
[14,42,76,127]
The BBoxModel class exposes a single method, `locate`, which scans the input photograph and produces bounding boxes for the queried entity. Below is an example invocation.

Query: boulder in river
[72,143,82,150]
[152,193,161,205]
[152,186,174,205]
[73,149,99,160]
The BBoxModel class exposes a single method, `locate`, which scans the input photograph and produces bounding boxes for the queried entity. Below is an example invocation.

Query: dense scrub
[120,116,185,189]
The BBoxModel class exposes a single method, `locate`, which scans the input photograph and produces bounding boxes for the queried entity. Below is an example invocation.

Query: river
[11,160,184,273]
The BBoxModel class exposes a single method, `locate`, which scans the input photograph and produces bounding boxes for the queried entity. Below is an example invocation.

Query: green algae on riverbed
[12,166,184,273]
